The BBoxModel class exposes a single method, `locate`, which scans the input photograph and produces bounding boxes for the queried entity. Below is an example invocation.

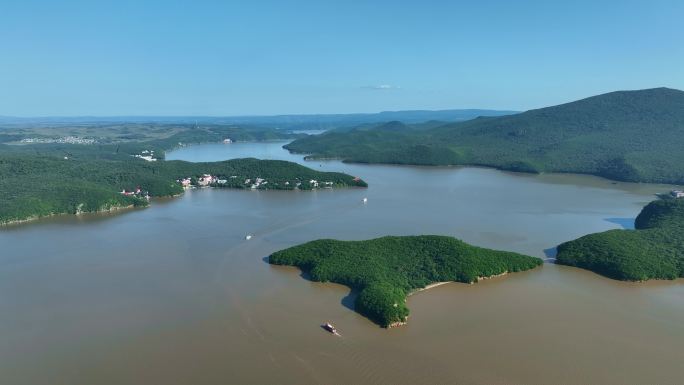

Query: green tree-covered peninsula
[269,235,542,327]
[0,123,367,225]
[556,198,684,281]
[0,152,366,225]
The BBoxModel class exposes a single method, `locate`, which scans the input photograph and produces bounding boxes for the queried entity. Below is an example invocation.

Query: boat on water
[362,197,368,204]
[323,322,339,335]
[245,235,252,240]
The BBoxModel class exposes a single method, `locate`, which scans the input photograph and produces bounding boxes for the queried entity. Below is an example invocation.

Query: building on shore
[197,174,215,187]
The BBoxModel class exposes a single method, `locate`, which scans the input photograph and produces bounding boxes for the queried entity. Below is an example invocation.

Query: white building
[197,174,214,186]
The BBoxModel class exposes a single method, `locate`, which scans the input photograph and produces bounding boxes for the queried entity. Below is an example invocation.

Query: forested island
[556,198,684,281]
[0,121,369,225]
[268,235,542,327]
[285,87,684,184]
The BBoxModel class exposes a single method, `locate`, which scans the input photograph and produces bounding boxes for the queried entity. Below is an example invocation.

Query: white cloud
[362,84,401,90]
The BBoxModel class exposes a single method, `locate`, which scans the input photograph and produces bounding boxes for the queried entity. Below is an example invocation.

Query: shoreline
[1,180,363,227]
[284,149,684,188]
[0,203,140,227]
[390,272,512,328]
[408,281,451,296]
[407,271,511,297]
[475,271,509,282]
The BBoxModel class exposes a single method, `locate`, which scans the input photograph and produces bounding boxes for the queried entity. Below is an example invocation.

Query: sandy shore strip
[408,281,451,296]
[408,272,511,296]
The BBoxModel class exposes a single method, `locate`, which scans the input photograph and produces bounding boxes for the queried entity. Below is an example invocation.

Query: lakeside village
[176,174,338,190]
[119,175,344,202]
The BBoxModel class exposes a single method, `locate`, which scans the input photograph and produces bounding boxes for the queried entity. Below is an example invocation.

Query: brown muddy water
[1,141,683,385]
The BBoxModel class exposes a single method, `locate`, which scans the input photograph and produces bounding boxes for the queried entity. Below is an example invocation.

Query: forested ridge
[286,88,684,184]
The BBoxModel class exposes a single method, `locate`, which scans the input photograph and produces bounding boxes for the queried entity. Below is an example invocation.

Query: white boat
[323,322,339,335]
[245,235,252,240]
[362,197,368,204]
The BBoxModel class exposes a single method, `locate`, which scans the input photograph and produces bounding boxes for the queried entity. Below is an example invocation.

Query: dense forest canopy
[0,124,366,224]
[285,88,684,184]
[269,235,542,327]
[556,198,684,281]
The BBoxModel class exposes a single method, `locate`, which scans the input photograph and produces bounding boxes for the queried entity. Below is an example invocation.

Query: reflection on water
[1,141,683,385]
[604,217,636,229]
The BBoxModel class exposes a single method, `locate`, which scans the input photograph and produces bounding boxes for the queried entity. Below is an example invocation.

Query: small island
[268,235,542,327]
[556,197,684,281]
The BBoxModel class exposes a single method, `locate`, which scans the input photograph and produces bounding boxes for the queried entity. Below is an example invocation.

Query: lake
[1,141,683,385]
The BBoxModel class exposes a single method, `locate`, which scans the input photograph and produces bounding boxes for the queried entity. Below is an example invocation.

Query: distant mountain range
[0,109,517,129]
[285,87,684,184]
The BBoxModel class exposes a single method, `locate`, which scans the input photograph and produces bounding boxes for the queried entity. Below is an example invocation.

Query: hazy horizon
[3,86,682,120]
[0,108,519,119]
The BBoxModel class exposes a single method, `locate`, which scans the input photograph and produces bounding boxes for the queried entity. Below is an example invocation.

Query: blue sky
[1,0,682,116]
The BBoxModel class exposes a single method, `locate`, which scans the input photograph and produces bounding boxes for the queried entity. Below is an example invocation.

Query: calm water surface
[1,141,683,385]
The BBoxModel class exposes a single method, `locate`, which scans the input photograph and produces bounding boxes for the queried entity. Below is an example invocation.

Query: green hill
[285,87,684,183]
[556,198,684,281]
[269,235,542,327]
